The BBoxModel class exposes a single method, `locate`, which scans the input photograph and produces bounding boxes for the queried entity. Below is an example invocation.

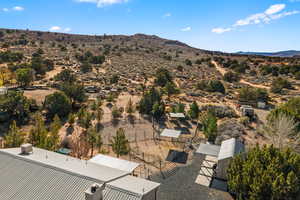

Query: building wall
[216,158,231,180]
[142,189,157,200]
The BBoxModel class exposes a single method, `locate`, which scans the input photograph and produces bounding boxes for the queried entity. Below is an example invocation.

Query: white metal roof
[160,129,181,138]
[217,138,245,160]
[107,175,160,196]
[169,113,185,118]
[0,147,129,183]
[89,154,140,173]
[195,143,221,157]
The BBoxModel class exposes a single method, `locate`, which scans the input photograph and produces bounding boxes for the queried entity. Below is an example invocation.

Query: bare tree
[263,113,300,151]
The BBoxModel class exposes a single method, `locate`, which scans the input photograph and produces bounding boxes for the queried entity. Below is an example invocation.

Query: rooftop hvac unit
[21,144,33,155]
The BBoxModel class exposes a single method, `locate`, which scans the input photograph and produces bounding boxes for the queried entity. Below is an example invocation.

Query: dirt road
[212,61,270,90]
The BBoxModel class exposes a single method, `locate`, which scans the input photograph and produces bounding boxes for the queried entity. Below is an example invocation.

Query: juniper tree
[111,128,129,158]
[47,115,62,151]
[4,121,25,148]
[227,145,300,200]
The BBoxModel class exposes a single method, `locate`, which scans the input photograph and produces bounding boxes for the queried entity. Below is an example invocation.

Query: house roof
[217,138,245,160]
[160,129,181,138]
[0,147,130,183]
[107,175,160,196]
[103,186,142,200]
[0,147,160,200]
[195,143,221,157]
[89,154,140,173]
[0,151,97,200]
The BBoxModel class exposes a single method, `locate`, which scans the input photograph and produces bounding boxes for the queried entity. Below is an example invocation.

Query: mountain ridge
[236,50,300,57]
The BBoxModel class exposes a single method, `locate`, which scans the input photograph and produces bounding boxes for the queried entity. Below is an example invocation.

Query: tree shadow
[127,115,135,126]
[178,119,192,128]
[112,118,120,127]
[96,123,104,132]
[66,126,74,136]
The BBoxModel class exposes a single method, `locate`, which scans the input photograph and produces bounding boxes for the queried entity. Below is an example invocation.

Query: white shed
[216,138,245,180]
[195,138,245,181]
[160,129,181,138]
[0,87,7,95]
[169,113,185,119]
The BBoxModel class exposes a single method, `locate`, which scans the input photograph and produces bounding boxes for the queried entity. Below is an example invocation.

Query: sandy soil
[44,66,63,80]
[24,88,57,105]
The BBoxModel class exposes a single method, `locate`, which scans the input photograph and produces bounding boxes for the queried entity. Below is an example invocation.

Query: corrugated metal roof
[217,138,245,160]
[107,175,160,195]
[103,186,142,200]
[0,148,160,200]
[89,154,140,173]
[0,152,96,200]
[195,143,221,157]
[160,129,181,138]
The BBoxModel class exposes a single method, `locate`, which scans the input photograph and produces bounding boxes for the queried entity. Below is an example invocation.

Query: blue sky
[0,0,300,52]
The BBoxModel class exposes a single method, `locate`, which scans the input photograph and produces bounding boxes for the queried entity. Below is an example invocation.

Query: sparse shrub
[223,71,240,82]
[271,77,292,94]
[197,80,225,94]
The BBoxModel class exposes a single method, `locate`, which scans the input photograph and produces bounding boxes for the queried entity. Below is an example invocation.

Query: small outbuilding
[257,101,267,109]
[0,87,7,95]
[216,138,245,180]
[240,105,254,117]
[160,129,181,139]
[195,138,245,181]
[169,113,185,119]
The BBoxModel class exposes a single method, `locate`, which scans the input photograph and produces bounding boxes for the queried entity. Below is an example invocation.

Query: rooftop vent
[85,183,104,200]
[21,143,33,155]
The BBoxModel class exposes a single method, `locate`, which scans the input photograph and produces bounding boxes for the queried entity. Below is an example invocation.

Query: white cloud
[2,6,24,12]
[49,26,61,31]
[76,0,128,7]
[163,13,171,18]
[212,28,232,34]
[265,4,285,15]
[13,6,24,11]
[64,28,72,32]
[181,27,191,32]
[49,26,72,33]
[212,4,299,34]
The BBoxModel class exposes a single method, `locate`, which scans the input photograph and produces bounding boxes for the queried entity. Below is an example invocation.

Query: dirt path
[45,66,63,80]
[212,61,226,76]
[239,79,270,90]
[212,61,270,90]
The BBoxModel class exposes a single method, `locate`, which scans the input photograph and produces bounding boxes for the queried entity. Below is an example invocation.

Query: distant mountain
[236,50,300,57]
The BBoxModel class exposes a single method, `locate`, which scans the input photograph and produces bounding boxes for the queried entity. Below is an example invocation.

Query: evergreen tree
[126,98,135,116]
[111,128,129,158]
[188,101,200,119]
[96,106,104,123]
[68,113,75,128]
[152,102,165,121]
[227,146,300,200]
[200,111,218,143]
[29,112,48,148]
[47,115,61,151]
[44,92,72,119]
[87,127,98,158]
[112,105,121,119]
[4,120,25,148]
[164,82,178,98]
